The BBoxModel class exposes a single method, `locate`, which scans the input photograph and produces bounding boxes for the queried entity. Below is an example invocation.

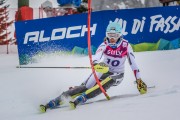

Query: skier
[40,22,147,112]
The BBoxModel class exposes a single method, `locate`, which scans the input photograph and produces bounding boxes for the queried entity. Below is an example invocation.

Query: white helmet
[106,22,123,48]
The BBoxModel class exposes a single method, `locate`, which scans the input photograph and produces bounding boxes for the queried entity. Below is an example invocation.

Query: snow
[0,49,180,120]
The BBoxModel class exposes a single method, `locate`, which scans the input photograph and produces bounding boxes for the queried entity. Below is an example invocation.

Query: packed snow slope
[0,49,180,120]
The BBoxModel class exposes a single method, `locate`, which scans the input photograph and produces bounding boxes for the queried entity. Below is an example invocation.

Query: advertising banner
[15,6,180,65]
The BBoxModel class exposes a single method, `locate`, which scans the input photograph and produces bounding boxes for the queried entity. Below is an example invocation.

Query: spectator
[159,0,180,6]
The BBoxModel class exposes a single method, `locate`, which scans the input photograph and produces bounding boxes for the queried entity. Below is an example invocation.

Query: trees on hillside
[0,0,14,45]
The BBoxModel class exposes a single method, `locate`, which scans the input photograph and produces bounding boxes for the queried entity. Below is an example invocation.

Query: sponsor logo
[107,49,123,56]
[122,42,128,47]
[24,24,97,44]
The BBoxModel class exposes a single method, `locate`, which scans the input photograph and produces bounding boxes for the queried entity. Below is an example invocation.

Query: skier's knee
[86,77,115,99]
[62,85,87,97]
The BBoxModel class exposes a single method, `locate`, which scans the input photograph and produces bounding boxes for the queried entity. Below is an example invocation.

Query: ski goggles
[106,32,121,39]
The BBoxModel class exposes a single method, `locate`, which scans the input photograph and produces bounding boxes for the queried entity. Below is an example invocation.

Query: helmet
[106,22,123,49]
[106,22,122,39]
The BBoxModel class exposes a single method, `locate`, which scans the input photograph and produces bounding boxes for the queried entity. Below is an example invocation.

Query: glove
[136,79,147,94]
[94,62,109,73]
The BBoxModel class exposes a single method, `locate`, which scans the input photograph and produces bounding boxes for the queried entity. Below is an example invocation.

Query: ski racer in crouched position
[40,22,147,112]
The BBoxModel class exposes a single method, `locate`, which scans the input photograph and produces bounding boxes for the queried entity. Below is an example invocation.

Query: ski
[39,93,140,113]
[40,105,47,113]
[39,85,155,113]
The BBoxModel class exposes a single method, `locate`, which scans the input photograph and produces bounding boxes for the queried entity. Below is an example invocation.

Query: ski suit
[46,38,141,108]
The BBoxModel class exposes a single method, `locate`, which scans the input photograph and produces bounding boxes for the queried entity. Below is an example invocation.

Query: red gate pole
[87,0,110,100]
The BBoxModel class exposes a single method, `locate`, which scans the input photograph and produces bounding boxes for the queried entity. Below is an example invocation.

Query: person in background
[159,0,180,6]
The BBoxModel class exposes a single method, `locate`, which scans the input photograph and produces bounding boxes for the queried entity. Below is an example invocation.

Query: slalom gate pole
[87,0,110,100]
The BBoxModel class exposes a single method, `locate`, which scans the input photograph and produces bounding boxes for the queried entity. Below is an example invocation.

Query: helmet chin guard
[107,37,121,49]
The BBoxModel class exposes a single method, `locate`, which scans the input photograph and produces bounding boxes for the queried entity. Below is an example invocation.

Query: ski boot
[69,101,77,109]
[40,99,60,113]
[69,93,87,109]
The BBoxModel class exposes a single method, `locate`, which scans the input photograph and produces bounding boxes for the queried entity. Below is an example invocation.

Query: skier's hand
[136,79,147,94]
[94,62,109,73]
